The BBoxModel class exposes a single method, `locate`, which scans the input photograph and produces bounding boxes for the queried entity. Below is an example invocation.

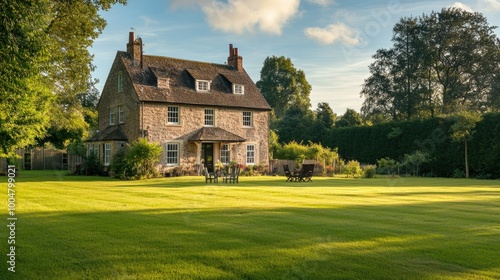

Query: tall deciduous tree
[256,56,311,119]
[361,8,500,121]
[0,0,126,157]
[0,0,52,157]
[314,102,336,141]
[43,0,126,145]
[336,108,363,127]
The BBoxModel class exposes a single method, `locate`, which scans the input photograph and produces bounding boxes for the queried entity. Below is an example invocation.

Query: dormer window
[196,80,210,92]
[233,84,244,94]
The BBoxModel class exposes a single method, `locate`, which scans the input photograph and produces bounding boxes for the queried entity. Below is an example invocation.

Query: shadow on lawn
[6,200,500,279]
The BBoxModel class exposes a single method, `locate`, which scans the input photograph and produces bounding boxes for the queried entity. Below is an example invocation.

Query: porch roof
[86,126,128,142]
[188,127,245,142]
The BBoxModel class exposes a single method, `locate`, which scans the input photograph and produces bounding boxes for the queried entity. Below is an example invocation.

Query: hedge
[321,113,500,178]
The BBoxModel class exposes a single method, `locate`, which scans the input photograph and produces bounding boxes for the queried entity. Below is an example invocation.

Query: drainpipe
[141,101,145,138]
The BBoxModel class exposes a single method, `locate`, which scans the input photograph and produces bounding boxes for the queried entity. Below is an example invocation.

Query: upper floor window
[168,106,180,125]
[117,72,123,92]
[243,111,253,127]
[233,84,244,94]
[204,109,214,126]
[118,105,124,124]
[109,107,116,125]
[196,80,210,92]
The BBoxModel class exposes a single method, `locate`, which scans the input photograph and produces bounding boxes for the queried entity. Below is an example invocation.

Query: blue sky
[90,0,500,114]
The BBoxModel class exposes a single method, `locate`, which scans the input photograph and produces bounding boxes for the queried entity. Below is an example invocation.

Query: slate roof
[86,126,128,142]
[188,127,246,142]
[118,51,271,111]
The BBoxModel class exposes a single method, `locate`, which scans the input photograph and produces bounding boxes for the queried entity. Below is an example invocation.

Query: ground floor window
[104,143,112,166]
[246,144,255,165]
[220,144,230,165]
[166,143,179,166]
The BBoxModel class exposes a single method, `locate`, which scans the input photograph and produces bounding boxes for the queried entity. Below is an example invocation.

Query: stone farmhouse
[86,32,271,174]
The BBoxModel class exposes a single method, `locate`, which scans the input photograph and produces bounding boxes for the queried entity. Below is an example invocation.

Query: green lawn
[1,171,499,279]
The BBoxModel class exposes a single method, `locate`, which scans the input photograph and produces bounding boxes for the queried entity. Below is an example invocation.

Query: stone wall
[143,103,269,172]
[97,55,141,142]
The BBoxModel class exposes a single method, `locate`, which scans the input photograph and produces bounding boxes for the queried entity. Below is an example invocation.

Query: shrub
[342,160,363,178]
[377,157,398,177]
[110,138,162,180]
[81,152,101,175]
[363,165,377,178]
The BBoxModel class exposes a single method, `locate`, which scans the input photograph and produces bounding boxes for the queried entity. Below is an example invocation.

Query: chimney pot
[129,32,135,44]
[227,44,243,71]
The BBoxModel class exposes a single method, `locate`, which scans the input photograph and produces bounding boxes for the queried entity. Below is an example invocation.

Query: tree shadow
[5,200,500,279]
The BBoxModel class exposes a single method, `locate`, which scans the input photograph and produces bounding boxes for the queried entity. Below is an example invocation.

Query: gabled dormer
[187,69,216,93]
[149,67,170,89]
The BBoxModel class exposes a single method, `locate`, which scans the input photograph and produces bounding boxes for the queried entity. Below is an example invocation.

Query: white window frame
[118,105,124,124]
[167,106,180,125]
[233,84,244,94]
[165,142,180,166]
[246,144,255,165]
[104,143,112,166]
[196,80,210,92]
[117,72,123,93]
[243,111,253,127]
[109,107,115,125]
[220,144,230,165]
[204,109,214,126]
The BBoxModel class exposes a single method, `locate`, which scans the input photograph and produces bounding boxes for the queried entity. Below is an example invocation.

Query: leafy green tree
[256,56,311,119]
[269,130,281,159]
[276,105,315,143]
[43,0,126,146]
[403,150,431,176]
[450,111,482,178]
[0,0,52,157]
[315,102,336,140]
[336,108,363,127]
[0,0,126,157]
[361,8,500,120]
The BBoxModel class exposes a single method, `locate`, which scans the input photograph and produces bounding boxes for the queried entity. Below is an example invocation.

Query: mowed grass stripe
[0,171,499,279]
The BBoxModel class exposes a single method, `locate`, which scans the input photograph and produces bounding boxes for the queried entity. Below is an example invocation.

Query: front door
[202,143,214,172]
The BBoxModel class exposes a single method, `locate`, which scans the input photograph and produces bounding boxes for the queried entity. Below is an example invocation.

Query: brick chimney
[127,31,143,67]
[227,44,243,71]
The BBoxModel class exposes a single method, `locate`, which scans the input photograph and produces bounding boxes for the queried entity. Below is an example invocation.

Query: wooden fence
[1,147,82,172]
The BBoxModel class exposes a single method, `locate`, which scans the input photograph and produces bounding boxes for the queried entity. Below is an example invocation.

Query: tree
[0,1,52,157]
[316,102,336,127]
[275,105,315,143]
[336,108,363,127]
[0,0,125,157]
[43,0,126,146]
[256,56,312,119]
[450,111,482,178]
[269,130,281,159]
[403,150,431,176]
[361,8,500,120]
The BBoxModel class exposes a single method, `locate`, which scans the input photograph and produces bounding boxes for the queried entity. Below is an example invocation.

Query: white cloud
[481,0,500,10]
[304,23,361,46]
[449,2,474,12]
[307,0,333,6]
[200,0,300,34]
